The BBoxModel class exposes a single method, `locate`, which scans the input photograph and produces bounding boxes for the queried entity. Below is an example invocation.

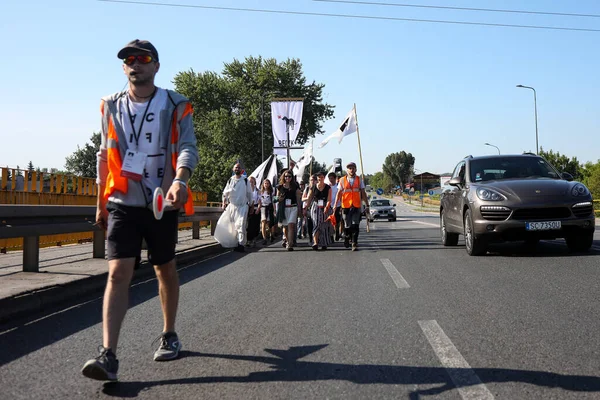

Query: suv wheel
[441,210,458,246]
[464,209,487,256]
[565,232,593,252]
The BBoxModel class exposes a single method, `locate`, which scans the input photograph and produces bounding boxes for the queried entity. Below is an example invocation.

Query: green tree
[301,159,328,184]
[538,148,583,180]
[27,161,34,181]
[369,171,394,193]
[65,132,101,178]
[581,161,600,199]
[173,56,334,201]
[382,151,415,188]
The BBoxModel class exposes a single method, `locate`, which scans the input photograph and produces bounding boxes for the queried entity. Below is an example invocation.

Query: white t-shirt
[260,192,272,206]
[250,187,260,206]
[119,89,167,196]
[328,181,340,207]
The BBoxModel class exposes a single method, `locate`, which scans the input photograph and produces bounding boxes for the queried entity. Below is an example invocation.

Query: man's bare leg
[154,259,179,333]
[103,257,136,352]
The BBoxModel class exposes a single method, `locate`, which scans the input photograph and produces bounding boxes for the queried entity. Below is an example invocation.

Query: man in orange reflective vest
[333,162,369,251]
[82,40,198,382]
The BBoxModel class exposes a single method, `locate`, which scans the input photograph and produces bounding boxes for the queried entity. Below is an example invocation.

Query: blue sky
[1,0,599,176]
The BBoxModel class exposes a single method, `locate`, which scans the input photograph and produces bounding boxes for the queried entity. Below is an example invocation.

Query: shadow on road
[102,345,600,399]
[0,253,236,366]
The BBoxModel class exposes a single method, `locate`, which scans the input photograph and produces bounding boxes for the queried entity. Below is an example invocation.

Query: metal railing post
[23,236,40,272]
[93,230,105,259]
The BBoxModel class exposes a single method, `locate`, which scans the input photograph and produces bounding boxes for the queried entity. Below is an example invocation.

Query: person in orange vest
[82,40,198,382]
[333,162,369,251]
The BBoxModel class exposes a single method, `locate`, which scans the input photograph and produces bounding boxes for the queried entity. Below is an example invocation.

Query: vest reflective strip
[341,176,361,208]
[106,138,119,148]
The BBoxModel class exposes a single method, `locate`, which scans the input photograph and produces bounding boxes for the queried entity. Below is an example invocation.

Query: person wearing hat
[333,162,369,251]
[82,40,199,382]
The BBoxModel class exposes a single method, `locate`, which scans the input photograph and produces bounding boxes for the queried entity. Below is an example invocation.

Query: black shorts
[106,202,178,266]
[342,207,361,228]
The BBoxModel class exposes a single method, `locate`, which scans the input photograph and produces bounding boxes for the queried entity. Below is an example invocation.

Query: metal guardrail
[0,205,222,273]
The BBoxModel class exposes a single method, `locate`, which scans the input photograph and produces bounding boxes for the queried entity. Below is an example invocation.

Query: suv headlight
[476,187,506,201]
[571,183,590,197]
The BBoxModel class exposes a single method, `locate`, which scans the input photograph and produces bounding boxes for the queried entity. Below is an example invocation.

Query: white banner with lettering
[271,100,304,156]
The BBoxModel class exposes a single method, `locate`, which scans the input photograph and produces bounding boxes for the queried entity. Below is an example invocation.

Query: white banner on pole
[271,100,304,156]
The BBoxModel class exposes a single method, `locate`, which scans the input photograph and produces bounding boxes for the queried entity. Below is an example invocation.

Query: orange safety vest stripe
[103,102,128,202]
[341,176,361,208]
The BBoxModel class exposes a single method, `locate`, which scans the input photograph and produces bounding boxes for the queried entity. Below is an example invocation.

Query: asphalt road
[1,201,599,399]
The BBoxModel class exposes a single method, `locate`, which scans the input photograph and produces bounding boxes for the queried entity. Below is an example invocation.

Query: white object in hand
[153,187,172,220]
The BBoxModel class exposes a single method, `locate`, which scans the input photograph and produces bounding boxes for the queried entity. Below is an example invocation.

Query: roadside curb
[0,242,227,324]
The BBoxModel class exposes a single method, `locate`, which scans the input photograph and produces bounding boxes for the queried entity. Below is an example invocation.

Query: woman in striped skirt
[304,172,334,250]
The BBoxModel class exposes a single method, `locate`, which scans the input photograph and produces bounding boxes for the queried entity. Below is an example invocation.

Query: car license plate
[525,221,561,231]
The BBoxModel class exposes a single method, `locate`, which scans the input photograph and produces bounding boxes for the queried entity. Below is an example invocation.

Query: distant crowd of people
[221,161,370,252]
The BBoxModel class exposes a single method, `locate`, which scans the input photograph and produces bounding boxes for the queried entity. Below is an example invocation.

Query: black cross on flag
[318,107,357,148]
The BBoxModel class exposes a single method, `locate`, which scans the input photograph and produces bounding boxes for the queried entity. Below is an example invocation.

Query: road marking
[409,220,440,228]
[380,259,410,289]
[419,320,494,400]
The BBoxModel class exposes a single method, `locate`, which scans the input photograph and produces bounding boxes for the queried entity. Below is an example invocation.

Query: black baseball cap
[117,39,159,61]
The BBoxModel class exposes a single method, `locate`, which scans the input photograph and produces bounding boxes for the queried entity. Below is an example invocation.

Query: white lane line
[419,320,494,400]
[409,220,440,228]
[380,259,410,289]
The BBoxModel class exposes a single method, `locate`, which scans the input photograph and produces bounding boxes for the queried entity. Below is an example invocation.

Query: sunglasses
[284,175,292,178]
[123,55,155,65]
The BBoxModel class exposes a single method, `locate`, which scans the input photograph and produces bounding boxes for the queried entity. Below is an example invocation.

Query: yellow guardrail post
[1,167,7,190]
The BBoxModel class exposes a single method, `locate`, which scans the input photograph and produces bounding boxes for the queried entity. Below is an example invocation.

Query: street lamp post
[516,85,539,154]
[484,142,500,154]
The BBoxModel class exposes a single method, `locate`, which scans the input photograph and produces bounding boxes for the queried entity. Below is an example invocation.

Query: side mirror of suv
[448,177,463,187]
[561,172,574,182]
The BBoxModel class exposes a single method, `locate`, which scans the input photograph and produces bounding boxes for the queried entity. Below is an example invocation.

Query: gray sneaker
[153,332,182,361]
[81,346,119,381]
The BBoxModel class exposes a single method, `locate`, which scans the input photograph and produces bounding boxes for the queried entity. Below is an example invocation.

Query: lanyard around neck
[127,89,156,148]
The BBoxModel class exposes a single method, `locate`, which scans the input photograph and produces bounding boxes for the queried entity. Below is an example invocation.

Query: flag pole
[354,103,370,233]
[309,138,313,177]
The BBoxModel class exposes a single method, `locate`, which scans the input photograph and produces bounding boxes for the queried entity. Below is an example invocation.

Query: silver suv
[440,154,595,256]
[368,198,397,222]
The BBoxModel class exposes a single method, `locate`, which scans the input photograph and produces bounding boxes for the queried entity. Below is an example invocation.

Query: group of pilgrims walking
[221,161,370,252]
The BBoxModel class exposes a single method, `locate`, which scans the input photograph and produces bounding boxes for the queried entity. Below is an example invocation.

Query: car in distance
[440,154,595,256]
[368,199,397,222]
